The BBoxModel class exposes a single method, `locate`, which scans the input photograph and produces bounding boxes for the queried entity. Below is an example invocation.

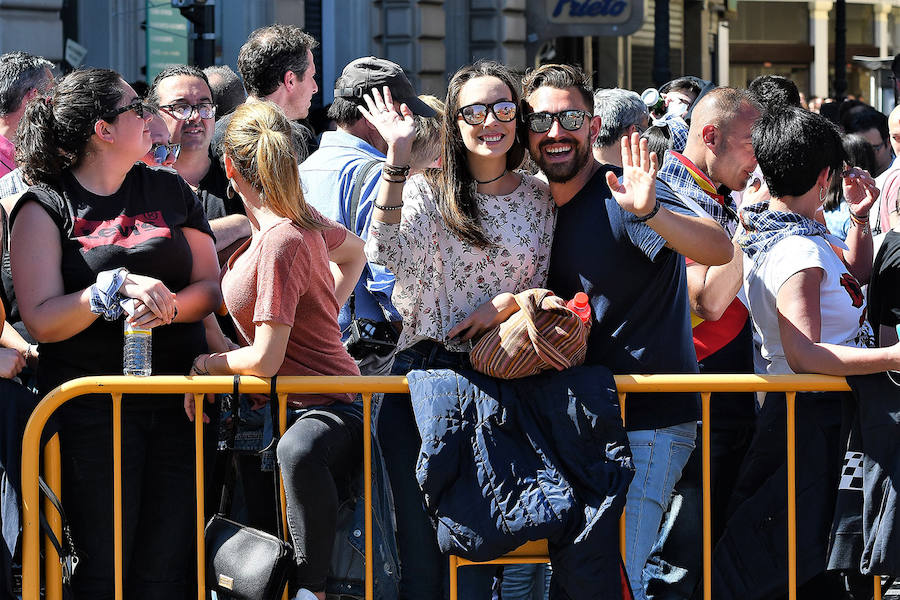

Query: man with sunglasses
[300,57,435,376]
[149,65,246,263]
[521,63,733,600]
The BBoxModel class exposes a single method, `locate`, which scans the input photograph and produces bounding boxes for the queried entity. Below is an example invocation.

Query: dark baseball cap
[334,56,436,118]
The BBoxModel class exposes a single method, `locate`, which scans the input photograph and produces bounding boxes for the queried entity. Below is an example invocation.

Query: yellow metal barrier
[20,374,884,600]
[448,374,883,600]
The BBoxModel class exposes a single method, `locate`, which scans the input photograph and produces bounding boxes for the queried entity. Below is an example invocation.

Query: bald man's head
[688,87,760,141]
[888,105,900,156]
[684,87,762,190]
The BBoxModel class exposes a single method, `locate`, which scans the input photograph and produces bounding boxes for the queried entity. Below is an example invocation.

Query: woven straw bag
[469,288,590,379]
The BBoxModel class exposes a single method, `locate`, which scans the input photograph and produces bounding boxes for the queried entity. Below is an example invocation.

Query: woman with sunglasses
[10,68,220,599]
[362,60,555,599]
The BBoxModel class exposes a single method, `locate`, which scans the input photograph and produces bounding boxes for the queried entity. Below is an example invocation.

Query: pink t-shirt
[222,212,360,406]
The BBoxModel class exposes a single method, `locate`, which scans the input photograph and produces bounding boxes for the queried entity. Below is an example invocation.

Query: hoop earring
[818,185,826,205]
[226,179,236,200]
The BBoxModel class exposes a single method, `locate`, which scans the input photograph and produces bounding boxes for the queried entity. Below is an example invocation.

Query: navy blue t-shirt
[546,165,700,431]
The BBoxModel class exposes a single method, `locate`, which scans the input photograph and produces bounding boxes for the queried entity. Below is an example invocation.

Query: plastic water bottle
[566,292,592,324]
[122,299,152,376]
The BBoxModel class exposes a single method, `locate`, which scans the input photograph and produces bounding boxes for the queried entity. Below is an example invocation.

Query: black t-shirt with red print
[10,163,214,396]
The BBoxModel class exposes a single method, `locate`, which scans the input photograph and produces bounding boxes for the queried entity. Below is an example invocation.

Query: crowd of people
[1,21,900,600]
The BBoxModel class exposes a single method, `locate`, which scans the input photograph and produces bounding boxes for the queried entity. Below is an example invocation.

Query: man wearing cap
[299,57,435,375]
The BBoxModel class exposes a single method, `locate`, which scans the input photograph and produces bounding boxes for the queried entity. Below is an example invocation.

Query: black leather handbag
[205,376,294,600]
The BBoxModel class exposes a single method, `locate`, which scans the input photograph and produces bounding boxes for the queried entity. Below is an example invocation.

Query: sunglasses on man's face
[457,101,518,126]
[148,142,181,165]
[524,110,591,133]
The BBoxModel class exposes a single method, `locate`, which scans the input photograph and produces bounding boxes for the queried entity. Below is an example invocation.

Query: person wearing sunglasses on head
[140,111,180,168]
[10,68,221,599]
[362,60,555,600]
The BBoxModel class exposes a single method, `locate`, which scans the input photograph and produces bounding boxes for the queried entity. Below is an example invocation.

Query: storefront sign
[527,0,644,39]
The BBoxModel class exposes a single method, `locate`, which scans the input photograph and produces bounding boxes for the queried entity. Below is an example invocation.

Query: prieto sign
[527,0,645,39]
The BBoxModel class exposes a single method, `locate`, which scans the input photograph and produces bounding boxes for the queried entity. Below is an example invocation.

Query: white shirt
[743,234,873,375]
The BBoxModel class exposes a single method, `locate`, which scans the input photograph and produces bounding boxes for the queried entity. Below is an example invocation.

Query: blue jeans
[501,564,551,600]
[625,421,697,600]
[378,341,495,600]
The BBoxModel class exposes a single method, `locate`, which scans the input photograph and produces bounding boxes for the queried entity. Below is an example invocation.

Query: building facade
[0,0,894,108]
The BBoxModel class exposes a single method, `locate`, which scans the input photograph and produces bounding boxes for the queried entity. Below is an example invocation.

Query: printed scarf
[738,201,831,263]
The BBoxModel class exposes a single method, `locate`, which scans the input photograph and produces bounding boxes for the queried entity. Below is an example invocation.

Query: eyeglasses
[159,102,216,121]
[524,110,591,133]
[101,99,151,122]
[148,142,181,164]
[457,101,517,126]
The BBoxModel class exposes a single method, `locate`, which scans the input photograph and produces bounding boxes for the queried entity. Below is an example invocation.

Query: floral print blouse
[366,171,556,352]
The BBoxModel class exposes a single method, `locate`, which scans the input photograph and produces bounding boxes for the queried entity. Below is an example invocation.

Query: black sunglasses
[101,99,151,122]
[457,101,517,126]
[524,110,591,133]
[159,102,216,121]
[148,142,181,164]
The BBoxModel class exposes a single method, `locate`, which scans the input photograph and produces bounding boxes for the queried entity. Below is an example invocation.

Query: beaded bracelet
[382,163,410,178]
[374,202,403,211]
[634,198,661,223]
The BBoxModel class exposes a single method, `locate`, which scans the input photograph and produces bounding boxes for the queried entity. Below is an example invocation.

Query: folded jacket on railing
[406,365,635,600]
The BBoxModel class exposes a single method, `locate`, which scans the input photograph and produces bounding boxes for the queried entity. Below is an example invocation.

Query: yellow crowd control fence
[19,374,883,600]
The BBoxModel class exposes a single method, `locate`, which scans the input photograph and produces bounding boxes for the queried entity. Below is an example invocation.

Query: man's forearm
[209,214,251,252]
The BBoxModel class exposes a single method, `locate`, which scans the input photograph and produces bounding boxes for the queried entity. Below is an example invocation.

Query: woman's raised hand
[357,86,416,165]
[606,132,660,218]
[119,273,176,327]
[841,166,879,217]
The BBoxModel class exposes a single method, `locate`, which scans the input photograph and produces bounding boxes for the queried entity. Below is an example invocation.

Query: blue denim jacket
[407,366,634,600]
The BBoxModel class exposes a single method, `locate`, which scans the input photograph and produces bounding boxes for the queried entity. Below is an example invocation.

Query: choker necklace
[475,169,507,185]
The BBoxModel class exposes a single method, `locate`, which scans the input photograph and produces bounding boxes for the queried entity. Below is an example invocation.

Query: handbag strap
[515,290,578,372]
[222,375,290,545]
[267,375,288,544]
[217,376,243,516]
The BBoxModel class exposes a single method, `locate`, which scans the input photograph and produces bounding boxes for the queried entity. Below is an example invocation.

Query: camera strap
[347,158,383,322]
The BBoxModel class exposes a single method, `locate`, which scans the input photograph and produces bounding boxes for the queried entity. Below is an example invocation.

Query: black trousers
[276,402,362,592]
[60,400,197,600]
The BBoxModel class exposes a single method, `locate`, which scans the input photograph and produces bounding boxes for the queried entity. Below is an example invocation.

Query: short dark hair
[147,64,212,107]
[843,106,888,144]
[824,132,876,210]
[641,123,674,158]
[203,65,246,118]
[661,76,702,98]
[521,64,593,111]
[0,51,53,116]
[237,25,318,98]
[327,89,363,127]
[748,75,802,112]
[753,106,845,199]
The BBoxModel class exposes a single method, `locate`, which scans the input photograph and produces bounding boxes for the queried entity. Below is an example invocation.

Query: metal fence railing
[19,374,882,600]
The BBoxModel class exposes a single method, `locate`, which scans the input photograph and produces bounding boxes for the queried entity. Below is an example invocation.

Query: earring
[226,179,235,199]
[818,185,826,205]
